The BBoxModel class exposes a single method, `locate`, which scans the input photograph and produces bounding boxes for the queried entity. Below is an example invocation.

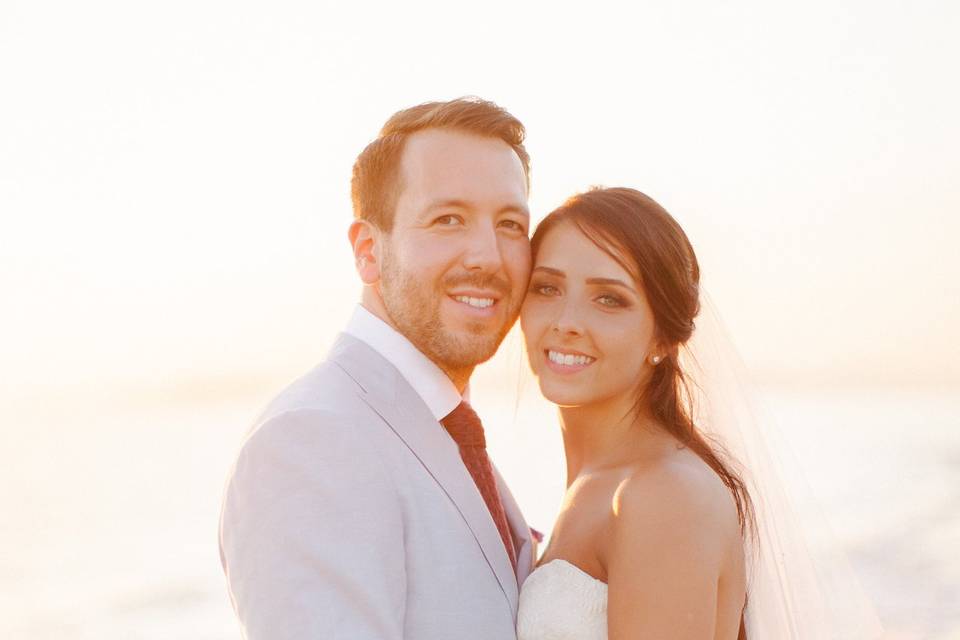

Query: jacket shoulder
[255,359,370,426]
[225,360,390,492]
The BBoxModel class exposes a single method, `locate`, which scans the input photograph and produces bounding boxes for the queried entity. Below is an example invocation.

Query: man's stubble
[377,242,521,374]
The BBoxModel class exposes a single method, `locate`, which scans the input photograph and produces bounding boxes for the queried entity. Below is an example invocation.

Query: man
[219,97,535,639]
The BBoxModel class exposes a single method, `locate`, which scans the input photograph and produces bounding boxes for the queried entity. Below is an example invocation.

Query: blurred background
[1,0,958,638]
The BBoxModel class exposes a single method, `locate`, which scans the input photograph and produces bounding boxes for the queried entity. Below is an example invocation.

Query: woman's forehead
[535,222,640,284]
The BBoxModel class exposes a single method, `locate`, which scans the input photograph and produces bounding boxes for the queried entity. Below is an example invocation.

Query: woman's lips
[543,348,596,374]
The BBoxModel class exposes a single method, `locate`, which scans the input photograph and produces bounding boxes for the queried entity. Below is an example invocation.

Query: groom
[219,98,535,639]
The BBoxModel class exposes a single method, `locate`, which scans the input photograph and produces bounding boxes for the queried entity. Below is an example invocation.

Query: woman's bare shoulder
[610,448,741,548]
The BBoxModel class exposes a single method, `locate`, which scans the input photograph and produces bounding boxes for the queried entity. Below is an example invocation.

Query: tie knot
[441,401,486,448]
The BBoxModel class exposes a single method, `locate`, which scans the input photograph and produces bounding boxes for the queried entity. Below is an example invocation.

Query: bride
[515,187,751,639]
[514,187,885,639]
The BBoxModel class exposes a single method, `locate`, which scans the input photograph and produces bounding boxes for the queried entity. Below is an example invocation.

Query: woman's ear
[348,220,381,285]
[648,337,672,366]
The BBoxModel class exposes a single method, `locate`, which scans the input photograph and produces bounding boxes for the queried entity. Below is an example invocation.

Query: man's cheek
[505,243,532,275]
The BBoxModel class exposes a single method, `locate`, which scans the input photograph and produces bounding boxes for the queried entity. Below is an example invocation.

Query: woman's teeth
[547,350,595,366]
[454,296,495,309]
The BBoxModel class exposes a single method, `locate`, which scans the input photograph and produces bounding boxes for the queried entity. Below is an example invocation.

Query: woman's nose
[552,300,584,337]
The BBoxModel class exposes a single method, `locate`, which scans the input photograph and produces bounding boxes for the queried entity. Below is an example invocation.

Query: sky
[2,0,959,406]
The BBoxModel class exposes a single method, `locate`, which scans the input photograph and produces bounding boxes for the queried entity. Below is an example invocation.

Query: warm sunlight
[2,1,957,638]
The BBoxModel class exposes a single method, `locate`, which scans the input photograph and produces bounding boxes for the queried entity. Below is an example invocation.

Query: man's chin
[430,330,505,370]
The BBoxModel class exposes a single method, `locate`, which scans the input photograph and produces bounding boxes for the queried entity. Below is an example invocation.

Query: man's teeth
[547,350,595,366]
[454,296,495,309]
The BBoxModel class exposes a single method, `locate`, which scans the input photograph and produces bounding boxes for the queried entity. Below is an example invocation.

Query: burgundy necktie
[441,401,517,571]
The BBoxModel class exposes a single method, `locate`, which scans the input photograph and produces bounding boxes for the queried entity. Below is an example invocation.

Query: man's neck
[443,367,473,395]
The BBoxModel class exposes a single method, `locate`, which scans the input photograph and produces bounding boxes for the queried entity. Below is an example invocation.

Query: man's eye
[499,219,526,233]
[434,215,462,226]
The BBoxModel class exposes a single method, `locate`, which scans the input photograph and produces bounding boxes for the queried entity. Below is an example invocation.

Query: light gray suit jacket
[219,333,534,639]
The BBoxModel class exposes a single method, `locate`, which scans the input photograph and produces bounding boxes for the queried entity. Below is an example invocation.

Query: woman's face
[520,221,660,409]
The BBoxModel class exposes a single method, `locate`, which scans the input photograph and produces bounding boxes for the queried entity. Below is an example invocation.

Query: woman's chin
[537,379,592,408]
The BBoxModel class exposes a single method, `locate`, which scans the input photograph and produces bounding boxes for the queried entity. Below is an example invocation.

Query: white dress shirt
[344,304,463,420]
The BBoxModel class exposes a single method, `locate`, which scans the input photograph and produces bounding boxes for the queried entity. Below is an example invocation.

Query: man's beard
[378,252,519,372]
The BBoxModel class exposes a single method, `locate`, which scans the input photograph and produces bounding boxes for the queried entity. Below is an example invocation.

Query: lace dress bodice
[517,560,608,640]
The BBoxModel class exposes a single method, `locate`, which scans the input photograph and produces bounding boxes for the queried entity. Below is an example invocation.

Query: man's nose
[462,224,503,273]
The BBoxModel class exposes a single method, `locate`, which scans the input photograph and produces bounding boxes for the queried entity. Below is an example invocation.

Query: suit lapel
[492,463,534,585]
[330,334,520,616]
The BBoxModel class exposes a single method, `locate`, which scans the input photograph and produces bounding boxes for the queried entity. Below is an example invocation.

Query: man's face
[376,128,531,373]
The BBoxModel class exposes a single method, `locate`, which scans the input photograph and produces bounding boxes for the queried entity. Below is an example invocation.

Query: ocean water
[1,385,957,639]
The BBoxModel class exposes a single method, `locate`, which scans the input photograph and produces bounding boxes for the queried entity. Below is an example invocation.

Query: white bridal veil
[680,295,883,638]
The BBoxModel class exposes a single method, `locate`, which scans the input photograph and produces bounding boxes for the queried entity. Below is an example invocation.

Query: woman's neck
[558,394,669,488]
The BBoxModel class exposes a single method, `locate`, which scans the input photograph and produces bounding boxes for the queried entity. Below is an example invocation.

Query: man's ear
[348,219,382,285]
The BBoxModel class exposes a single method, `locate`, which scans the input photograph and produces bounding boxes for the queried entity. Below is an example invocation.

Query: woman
[515,187,753,639]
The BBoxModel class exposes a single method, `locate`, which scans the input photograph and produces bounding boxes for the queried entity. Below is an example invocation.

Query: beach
[1,380,957,639]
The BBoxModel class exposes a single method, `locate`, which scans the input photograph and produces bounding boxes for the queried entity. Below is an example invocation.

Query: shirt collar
[344,304,464,420]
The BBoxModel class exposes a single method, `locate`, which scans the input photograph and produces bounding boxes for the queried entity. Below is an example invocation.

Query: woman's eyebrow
[532,266,565,277]
[533,268,638,295]
[585,277,637,294]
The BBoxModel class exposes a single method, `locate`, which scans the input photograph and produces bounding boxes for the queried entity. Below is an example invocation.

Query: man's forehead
[400,129,524,179]
[397,129,529,218]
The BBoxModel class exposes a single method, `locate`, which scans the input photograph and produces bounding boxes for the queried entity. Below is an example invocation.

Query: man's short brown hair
[350,97,530,232]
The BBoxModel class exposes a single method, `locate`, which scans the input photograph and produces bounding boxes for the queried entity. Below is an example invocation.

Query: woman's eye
[435,215,462,226]
[531,283,559,296]
[596,294,624,307]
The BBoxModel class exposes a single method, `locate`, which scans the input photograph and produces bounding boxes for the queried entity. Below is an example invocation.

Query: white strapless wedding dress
[517,560,608,640]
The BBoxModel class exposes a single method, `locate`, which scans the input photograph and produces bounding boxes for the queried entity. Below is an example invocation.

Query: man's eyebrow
[422,200,529,217]
[499,204,530,218]
[424,199,471,213]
